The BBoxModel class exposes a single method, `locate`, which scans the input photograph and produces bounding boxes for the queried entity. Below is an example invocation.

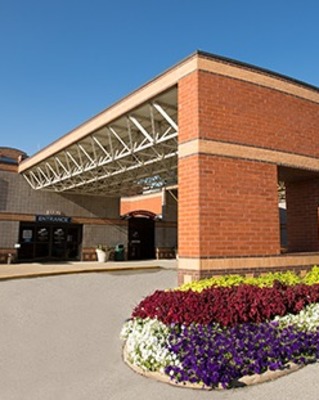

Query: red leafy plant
[132,283,319,327]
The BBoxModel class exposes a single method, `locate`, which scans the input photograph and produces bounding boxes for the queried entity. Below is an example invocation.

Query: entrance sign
[36,215,72,224]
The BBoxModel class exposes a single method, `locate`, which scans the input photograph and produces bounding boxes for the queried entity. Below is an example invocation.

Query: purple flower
[165,323,319,388]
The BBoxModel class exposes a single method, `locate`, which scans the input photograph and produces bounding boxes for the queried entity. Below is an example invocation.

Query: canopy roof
[19,51,318,197]
[20,88,178,196]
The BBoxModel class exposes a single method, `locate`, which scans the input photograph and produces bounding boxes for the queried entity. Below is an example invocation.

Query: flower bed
[132,283,319,326]
[177,265,319,292]
[121,267,319,389]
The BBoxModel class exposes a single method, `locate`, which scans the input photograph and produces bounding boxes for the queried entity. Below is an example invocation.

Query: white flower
[273,303,319,332]
[120,317,181,372]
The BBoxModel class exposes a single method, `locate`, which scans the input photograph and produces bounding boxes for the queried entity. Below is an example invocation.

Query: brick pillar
[178,71,281,284]
[286,179,319,252]
[178,71,200,261]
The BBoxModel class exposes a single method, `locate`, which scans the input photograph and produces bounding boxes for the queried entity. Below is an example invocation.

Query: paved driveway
[0,268,318,400]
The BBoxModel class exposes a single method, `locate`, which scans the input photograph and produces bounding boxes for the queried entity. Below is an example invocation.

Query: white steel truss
[22,89,178,196]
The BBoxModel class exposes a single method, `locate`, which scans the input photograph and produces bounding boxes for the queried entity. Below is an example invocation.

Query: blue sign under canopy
[36,215,72,224]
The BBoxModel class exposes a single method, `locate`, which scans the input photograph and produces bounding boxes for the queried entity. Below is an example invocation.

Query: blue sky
[0,0,318,156]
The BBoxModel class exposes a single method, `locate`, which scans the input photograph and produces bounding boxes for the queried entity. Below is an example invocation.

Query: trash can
[114,244,125,261]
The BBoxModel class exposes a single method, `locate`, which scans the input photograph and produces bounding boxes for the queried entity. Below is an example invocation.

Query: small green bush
[303,265,319,285]
[178,275,245,292]
[245,271,301,288]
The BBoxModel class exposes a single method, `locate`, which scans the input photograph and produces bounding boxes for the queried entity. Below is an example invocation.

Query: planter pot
[96,249,107,262]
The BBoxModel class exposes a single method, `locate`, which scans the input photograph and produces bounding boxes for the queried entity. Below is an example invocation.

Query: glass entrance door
[128,217,155,260]
[35,226,50,258]
[18,222,82,262]
[51,226,66,259]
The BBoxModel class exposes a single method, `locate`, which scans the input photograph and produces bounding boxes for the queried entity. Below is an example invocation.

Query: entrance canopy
[19,89,178,196]
[19,51,203,196]
[19,50,317,197]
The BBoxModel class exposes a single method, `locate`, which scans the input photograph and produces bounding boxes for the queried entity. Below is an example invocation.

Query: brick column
[178,70,281,284]
[286,179,319,252]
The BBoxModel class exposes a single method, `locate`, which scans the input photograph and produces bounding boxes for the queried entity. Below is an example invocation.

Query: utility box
[114,244,125,261]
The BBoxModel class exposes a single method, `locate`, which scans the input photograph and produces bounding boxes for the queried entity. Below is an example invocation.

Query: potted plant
[95,244,107,262]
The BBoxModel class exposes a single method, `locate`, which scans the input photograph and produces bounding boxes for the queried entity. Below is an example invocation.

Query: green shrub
[303,265,319,285]
[177,267,319,292]
[245,271,301,287]
[178,275,245,293]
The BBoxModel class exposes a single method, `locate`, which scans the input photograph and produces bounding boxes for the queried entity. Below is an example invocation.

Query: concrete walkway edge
[0,260,177,281]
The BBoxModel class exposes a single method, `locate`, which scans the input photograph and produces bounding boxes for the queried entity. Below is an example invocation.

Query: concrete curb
[0,265,162,281]
[123,342,303,390]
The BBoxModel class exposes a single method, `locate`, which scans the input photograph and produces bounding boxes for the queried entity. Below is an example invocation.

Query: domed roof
[0,147,27,165]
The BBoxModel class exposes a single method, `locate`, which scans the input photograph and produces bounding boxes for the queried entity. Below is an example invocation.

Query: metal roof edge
[19,50,319,173]
[196,50,319,92]
[19,52,198,172]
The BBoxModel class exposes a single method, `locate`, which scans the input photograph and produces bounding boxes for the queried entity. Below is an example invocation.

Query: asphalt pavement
[0,266,318,400]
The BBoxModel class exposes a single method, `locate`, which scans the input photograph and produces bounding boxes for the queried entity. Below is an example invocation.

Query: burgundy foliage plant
[132,283,319,327]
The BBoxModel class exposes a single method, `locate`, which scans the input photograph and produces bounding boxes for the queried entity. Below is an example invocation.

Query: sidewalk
[0,259,177,281]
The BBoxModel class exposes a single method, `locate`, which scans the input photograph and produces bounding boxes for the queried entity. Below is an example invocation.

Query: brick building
[0,148,176,263]
[2,51,319,283]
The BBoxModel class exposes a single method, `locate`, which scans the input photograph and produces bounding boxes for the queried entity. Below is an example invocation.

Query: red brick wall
[179,154,280,258]
[196,71,319,158]
[178,71,199,143]
[178,156,200,257]
[178,71,201,256]
[286,179,319,252]
[199,156,279,256]
[120,194,162,216]
[178,70,282,259]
